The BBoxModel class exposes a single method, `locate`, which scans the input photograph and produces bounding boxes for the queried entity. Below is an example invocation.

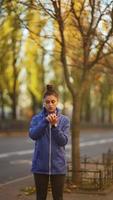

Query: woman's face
[43,95,58,113]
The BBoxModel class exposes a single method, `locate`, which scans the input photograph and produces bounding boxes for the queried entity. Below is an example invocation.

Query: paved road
[0,128,113,185]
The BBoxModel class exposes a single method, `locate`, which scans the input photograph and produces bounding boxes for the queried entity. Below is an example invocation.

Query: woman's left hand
[46,113,58,126]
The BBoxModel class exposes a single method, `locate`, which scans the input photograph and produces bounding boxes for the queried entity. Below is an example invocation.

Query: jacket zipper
[49,123,52,175]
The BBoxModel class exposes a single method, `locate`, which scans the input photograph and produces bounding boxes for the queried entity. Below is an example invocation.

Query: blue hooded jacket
[29,107,70,175]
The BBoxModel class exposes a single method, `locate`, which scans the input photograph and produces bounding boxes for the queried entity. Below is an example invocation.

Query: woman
[29,85,70,200]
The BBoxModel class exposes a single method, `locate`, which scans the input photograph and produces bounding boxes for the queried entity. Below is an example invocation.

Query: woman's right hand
[46,113,58,126]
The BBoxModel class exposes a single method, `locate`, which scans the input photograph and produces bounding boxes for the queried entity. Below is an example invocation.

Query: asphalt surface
[1,174,113,200]
[1,128,113,185]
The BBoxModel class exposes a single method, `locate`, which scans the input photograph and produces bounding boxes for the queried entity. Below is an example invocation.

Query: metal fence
[67,149,113,190]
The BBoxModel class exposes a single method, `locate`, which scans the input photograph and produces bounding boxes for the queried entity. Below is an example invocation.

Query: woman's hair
[43,84,59,99]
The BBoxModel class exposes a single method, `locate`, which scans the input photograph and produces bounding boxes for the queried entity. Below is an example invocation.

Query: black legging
[34,173,65,200]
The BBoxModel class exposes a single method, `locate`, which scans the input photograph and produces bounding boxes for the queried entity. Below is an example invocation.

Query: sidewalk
[0,175,113,200]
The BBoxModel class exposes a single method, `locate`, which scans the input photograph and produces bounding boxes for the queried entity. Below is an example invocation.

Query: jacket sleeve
[29,115,49,140]
[52,117,70,146]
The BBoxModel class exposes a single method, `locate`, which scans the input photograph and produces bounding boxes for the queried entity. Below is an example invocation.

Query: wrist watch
[52,123,57,128]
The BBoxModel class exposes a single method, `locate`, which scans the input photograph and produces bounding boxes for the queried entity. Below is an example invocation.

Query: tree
[23,0,48,114]
[0,1,22,119]
[1,0,113,185]
[36,0,113,184]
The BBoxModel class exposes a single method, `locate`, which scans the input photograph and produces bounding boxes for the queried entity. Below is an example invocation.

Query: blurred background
[1,0,113,186]
[0,0,113,129]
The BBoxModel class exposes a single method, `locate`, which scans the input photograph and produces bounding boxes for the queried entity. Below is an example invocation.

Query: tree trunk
[11,66,17,120]
[85,92,91,122]
[12,92,17,119]
[0,92,5,119]
[108,102,113,124]
[101,105,105,124]
[55,3,83,185]
[71,94,81,185]
[100,92,106,123]
[12,42,17,120]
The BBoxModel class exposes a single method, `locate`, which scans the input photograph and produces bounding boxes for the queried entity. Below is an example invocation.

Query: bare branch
[87,0,96,36]
[38,0,56,19]
[89,11,113,67]
[70,0,84,36]
[93,1,113,32]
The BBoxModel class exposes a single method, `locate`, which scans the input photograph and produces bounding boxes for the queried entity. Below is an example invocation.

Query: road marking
[0,149,33,158]
[65,138,113,150]
[0,175,32,188]
[10,159,32,165]
[80,138,113,147]
[0,138,113,159]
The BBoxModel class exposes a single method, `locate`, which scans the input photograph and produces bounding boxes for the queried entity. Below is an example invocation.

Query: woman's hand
[46,113,58,126]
